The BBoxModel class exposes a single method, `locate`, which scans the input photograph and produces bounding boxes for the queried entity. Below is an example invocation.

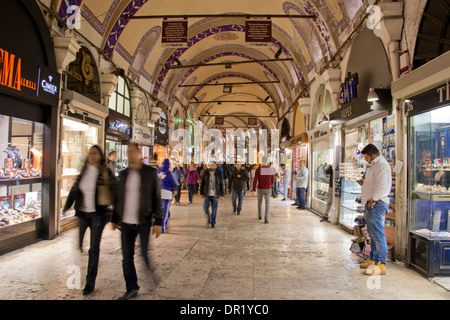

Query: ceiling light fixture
[274,48,283,60]
[223,84,233,93]
[367,88,379,102]
[174,57,182,66]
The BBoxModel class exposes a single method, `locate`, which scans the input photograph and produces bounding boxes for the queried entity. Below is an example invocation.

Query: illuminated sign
[0,47,60,106]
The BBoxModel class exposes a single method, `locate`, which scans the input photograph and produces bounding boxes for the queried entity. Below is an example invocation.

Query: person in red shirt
[252,157,275,223]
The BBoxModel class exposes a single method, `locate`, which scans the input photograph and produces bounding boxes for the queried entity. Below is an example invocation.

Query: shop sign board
[67,46,101,103]
[245,19,272,47]
[405,81,450,117]
[107,111,131,137]
[0,46,60,106]
[133,123,152,145]
[330,88,392,125]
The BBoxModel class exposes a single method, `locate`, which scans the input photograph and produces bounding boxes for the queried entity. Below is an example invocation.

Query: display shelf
[0,178,42,186]
[411,229,450,240]
[413,191,450,201]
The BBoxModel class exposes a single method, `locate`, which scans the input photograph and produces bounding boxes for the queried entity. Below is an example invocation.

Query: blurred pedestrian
[186,163,200,203]
[158,158,179,233]
[111,143,163,300]
[63,145,117,296]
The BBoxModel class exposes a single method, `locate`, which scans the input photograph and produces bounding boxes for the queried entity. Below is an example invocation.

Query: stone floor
[0,191,449,300]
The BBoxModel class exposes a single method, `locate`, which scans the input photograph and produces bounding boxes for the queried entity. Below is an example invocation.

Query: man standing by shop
[172,161,185,205]
[111,143,163,300]
[106,150,117,174]
[200,162,225,228]
[357,144,391,276]
[280,163,291,201]
[230,163,249,215]
[295,159,309,210]
[320,164,333,222]
[252,157,275,223]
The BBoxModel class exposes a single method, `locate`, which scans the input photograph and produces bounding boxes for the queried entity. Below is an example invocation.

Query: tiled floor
[0,191,449,300]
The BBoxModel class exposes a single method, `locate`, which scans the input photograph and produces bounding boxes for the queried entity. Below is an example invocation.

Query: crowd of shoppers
[63,142,391,299]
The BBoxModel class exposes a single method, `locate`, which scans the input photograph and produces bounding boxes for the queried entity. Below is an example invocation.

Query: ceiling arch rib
[186,73,280,110]
[152,23,307,97]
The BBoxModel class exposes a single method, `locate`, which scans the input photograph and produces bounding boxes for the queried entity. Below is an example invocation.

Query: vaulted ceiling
[56,0,370,130]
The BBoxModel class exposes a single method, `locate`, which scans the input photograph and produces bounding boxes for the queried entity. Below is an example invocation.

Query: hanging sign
[245,19,272,47]
[161,20,188,48]
[0,46,60,106]
[67,46,101,103]
[133,123,152,145]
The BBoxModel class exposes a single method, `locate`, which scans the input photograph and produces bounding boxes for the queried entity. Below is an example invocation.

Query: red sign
[162,20,188,48]
[245,20,272,47]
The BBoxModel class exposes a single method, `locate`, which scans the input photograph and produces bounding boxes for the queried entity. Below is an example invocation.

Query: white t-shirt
[122,169,141,224]
[79,165,99,213]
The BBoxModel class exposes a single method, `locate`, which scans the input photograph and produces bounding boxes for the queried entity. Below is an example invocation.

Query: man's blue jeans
[204,196,219,226]
[187,184,195,203]
[232,189,244,213]
[296,187,306,208]
[365,202,389,264]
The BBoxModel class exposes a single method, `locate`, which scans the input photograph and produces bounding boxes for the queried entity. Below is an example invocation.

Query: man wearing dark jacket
[200,162,225,228]
[111,143,163,300]
[230,163,249,215]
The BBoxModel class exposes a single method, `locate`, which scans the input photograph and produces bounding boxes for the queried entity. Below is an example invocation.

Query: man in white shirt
[295,160,309,210]
[357,144,392,276]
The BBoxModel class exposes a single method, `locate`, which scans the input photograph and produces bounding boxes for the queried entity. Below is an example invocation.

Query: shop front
[58,46,107,231]
[392,49,450,277]
[0,0,60,253]
[133,123,152,165]
[105,110,131,174]
[402,81,450,277]
[289,133,308,203]
[330,88,394,233]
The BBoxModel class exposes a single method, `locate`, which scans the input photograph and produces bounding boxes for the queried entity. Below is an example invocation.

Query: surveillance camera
[63,99,76,113]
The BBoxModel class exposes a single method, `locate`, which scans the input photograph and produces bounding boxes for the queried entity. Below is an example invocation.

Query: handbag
[97,168,113,206]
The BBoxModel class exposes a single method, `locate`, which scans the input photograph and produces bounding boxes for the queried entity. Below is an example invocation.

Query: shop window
[0,116,43,228]
[60,118,99,220]
[410,105,450,239]
[109,76,131,117]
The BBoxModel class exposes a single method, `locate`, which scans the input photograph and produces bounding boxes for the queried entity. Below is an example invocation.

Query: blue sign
[339,72,358,104]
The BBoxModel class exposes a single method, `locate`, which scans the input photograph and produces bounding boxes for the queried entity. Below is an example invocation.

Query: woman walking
[63,145,117,296]
[158,159,179,233]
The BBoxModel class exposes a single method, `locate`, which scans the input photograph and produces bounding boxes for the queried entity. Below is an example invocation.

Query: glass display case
[312,149,333,203]
[339,172,363,229]
[339,124,368,230]
[0,116,44,228]
[408,104,450,277]
[60,117,99,221]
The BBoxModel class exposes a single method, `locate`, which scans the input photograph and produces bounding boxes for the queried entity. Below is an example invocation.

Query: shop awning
[329,89,392,126]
